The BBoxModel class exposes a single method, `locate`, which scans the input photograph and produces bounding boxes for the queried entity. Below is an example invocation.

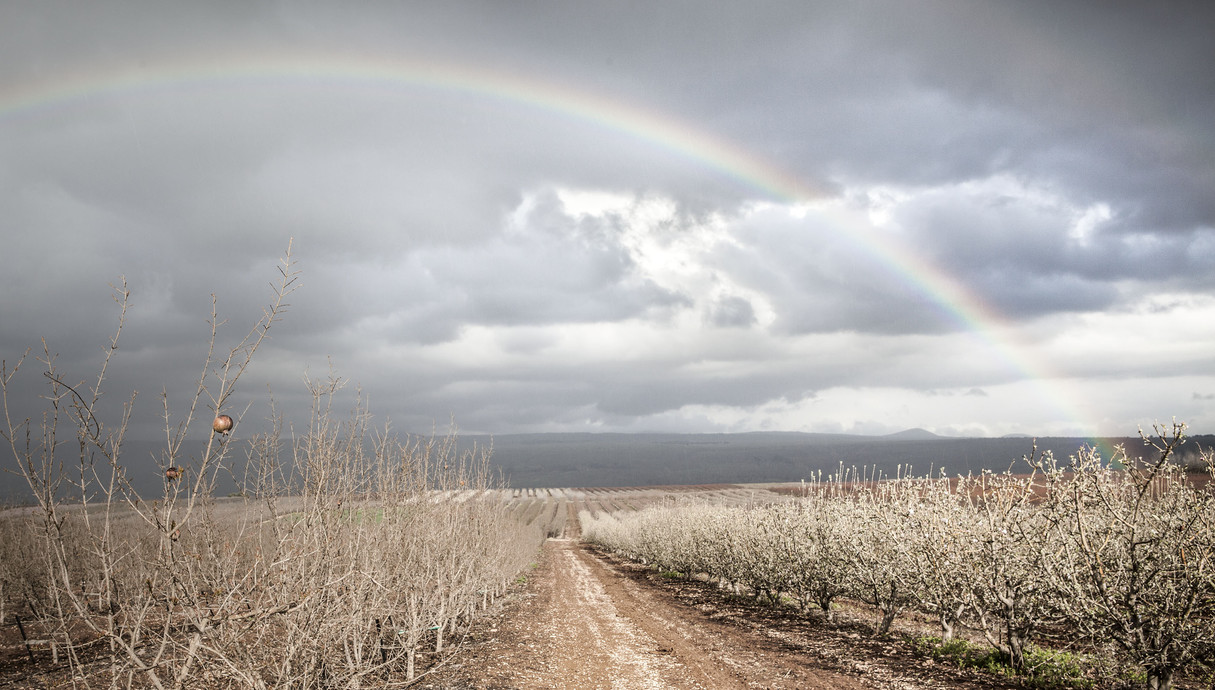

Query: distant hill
[883,428,945,440]
[4,431,1210,501]
[466,432,1215,488]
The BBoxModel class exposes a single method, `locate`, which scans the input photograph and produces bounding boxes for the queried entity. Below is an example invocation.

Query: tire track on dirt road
[420,503,1007,689]
[421,522,864,688]
[575,541,865,689]
[534,537,704,689]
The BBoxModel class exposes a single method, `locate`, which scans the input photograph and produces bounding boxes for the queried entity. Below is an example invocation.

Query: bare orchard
[0,245,542,688]
[583,427,1215,690]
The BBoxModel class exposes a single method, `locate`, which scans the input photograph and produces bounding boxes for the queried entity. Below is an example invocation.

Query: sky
[1,1,1213,442]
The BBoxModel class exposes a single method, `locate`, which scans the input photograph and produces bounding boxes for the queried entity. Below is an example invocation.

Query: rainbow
[0,51,1096,438]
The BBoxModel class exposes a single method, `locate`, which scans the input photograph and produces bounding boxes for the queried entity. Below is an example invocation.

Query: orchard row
[584,425,1213,690]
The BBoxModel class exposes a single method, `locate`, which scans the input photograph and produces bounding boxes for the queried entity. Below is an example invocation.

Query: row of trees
[583,426,1214,690]
[0,246,543,688]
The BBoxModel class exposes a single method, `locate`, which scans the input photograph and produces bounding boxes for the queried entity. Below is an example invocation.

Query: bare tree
[1042,422,1215,690]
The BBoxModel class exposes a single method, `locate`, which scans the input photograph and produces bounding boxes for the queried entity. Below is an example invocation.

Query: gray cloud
[706,295,757,329]
[3,1,1214,443]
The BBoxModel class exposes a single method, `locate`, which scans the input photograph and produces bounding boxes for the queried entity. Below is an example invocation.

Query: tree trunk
[1006,629,1026,670]
[1147,667,1173,690]
[876,607,899,636]
[435,599,446,653]
[815,591,835,622]
[940,604,965,642]
[939,615,955,642]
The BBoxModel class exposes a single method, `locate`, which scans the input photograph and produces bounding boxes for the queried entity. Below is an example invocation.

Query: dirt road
[420,520,1010,689]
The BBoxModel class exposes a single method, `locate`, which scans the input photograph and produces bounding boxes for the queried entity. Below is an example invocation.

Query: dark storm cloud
[641,2,1215,237]
[2,1,1214,442]
[891,179,1215,317]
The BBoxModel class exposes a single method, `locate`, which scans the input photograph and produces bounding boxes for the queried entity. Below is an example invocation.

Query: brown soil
[417,514,1015,690]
